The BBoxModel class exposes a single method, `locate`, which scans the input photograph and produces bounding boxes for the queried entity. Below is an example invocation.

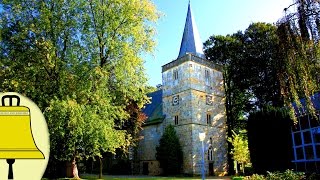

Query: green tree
[247,106,293,174]
[204,22,282,174]
[228,130,250,175]
[204,33,247,174]
[0,0,159,178]
[277,0,320,120]
[156,125,183,175]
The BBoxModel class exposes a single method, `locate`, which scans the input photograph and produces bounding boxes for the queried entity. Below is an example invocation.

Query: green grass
[42,174,231,180]
[42,176,202,180]
[42,178,200,180]
[81,176,200,180]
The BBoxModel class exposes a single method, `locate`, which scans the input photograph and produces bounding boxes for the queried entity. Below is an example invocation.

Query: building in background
[291,93,320,173]
[136,2,228,176]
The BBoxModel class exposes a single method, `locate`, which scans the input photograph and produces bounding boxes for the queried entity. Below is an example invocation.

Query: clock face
[206,95,213,105]
[172,95,179,106]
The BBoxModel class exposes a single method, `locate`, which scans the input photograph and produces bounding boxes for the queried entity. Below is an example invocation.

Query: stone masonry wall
[162,54,228,175]
[190,90,228,176]
[137,123,163,175]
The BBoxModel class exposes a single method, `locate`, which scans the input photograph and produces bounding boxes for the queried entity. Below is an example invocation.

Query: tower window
[174,70,179,80]
[174,115,179,125]
[207,114,212,125]
[205,69,210,85]
[205,69,209,78]
[208,147,213,161]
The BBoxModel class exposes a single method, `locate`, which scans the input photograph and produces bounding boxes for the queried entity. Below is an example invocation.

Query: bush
[244,169,306,180]
[247,106,293,174]
[266,169,305,180]
[307,173,320,180]
[244,174,266,180]
[156,125,183,175]
[110,160,131,175]
[244,166,254,176]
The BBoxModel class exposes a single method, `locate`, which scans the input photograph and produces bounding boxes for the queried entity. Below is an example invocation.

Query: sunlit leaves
[228,130,250,169]
[277,0,320,121]
[0,0,159,167]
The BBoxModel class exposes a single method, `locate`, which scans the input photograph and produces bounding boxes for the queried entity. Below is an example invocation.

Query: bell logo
[0,93,49,180]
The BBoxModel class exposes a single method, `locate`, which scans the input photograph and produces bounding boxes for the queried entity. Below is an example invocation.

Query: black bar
[7,159,15,179]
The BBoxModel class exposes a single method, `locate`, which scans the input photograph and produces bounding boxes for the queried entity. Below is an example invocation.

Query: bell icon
[0,95,45,179]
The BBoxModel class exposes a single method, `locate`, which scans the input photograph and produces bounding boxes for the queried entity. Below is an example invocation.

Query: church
[136,2,228,176]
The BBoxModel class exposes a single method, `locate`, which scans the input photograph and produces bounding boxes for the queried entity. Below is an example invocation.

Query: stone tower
[161,2,228,176]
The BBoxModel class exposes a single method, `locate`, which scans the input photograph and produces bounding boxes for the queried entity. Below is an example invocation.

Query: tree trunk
[72,158,80,179]
[99,157,103,179]
[234,161,238,175]
[242,162,245,175]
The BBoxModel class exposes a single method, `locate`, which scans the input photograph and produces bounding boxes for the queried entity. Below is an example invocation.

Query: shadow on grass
[42,174,232,180]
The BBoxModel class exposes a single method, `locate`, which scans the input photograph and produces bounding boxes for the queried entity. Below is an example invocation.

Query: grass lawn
[82,178,198,180]
[80,175,202,180]
[41,174,231,180]
[42,177,203,180]
[42,174,228,180]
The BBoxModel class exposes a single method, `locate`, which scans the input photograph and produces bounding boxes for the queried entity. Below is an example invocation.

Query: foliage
[0,0,159,177]
[145,85,158,94]
[204,22,282,119]
[156,125,183,175]
[243,174,266,180]
[109,159,132,175]
[266,170,305,180]
[247,106,293,174]
[204,22,282,174]
[204,32,247,175]
[277,0,320,121]
[243,169,305,180]
[228,130,250,174]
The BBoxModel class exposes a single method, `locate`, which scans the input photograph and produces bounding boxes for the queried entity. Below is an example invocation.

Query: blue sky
[144,0,294,87]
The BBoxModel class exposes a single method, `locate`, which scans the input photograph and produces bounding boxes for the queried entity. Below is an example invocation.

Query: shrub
[244,169,305,180]
[266,169,305,180]
[244,174,266,180]
[156,125,183,175]
[247,106,293,173]
[307,173,320,180]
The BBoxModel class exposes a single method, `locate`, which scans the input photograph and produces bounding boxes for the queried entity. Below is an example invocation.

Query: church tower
[161,2,228,175]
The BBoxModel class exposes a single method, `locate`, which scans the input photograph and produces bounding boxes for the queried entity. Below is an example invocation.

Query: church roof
[142,90,165,125]
[177,2,205,59]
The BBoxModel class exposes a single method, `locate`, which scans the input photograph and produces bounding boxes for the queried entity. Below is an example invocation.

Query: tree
[204,23,283,127]
[228,130,250,175]
[0,0,159,178]
[204,33,247,174]
[277,0,320,121]
[204,22,282,174]
[247,106,293,174]
[156,125,183,175]
[243,23,283,108]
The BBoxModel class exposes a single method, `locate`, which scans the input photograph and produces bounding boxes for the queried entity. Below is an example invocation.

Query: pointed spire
[177,1,205,59]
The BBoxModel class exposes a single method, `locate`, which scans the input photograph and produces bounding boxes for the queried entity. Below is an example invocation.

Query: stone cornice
[162,54,222,72]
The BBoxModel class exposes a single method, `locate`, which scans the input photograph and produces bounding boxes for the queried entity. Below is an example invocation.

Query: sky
[144,0,295,87]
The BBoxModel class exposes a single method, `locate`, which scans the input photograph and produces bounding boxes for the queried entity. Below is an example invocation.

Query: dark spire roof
[177,1,205,59]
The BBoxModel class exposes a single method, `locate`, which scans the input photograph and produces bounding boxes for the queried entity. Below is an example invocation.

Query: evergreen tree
[156,125,183,175]
[247,106,293,174]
